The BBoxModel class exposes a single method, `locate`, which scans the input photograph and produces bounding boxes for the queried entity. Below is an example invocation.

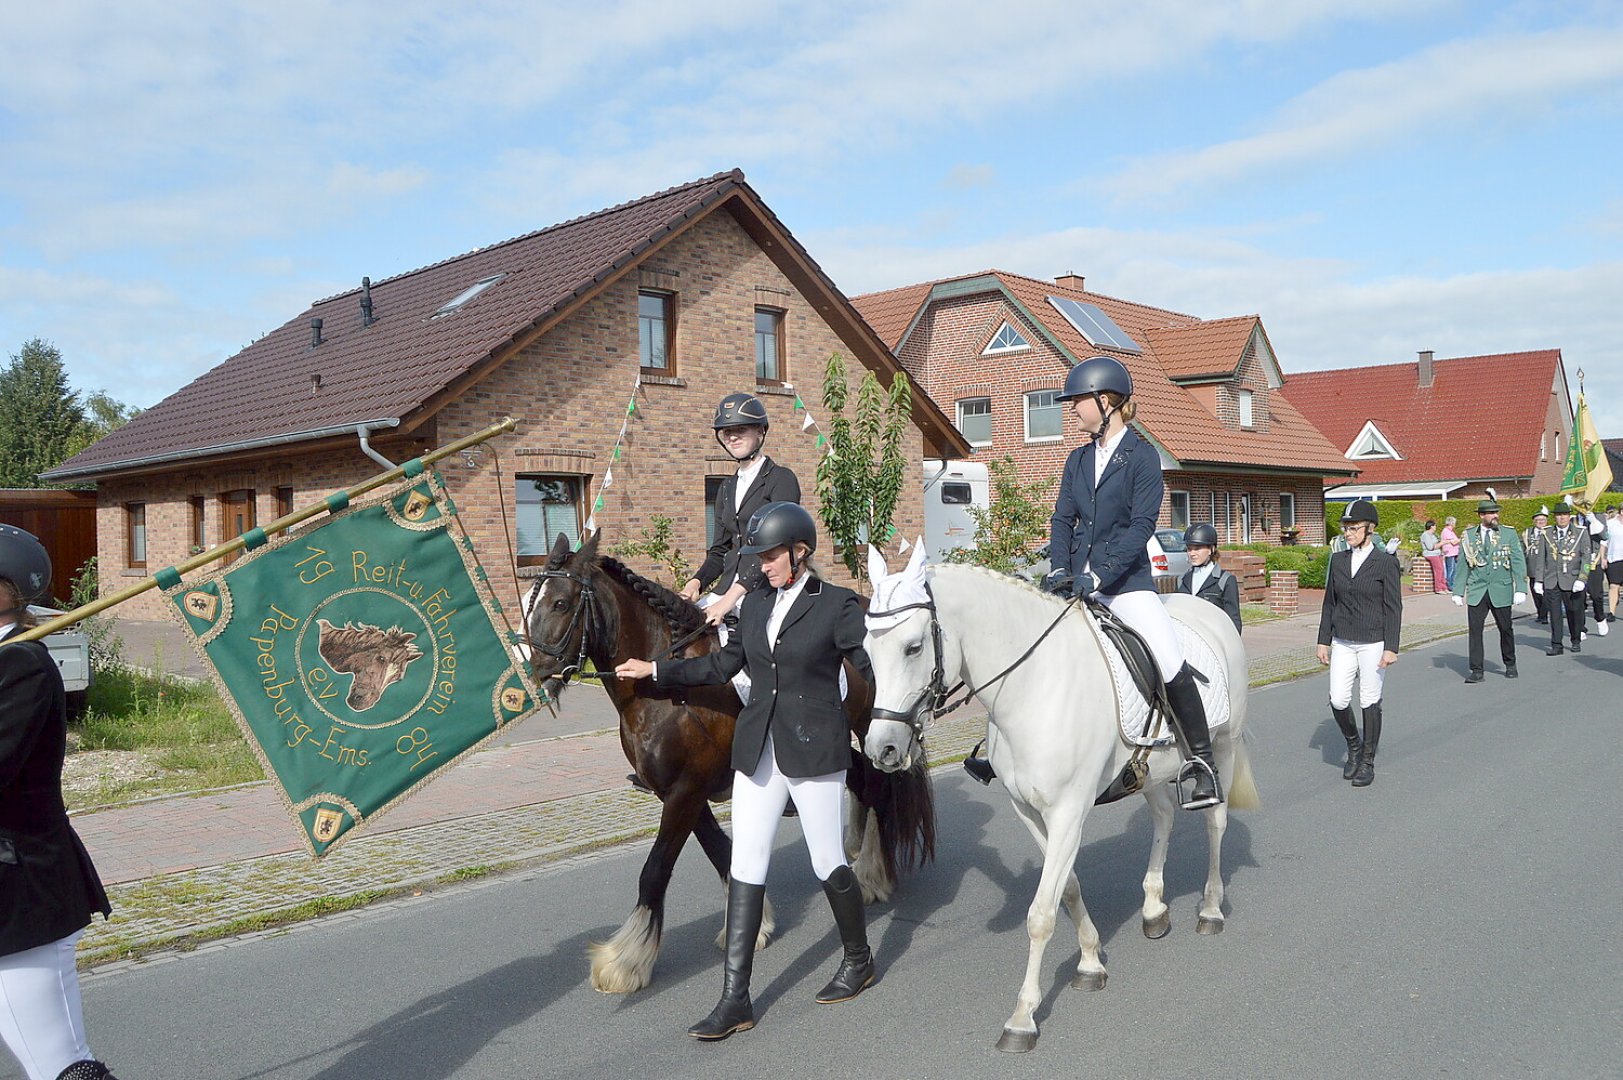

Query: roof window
[432,273,507,319]
[982,321,1030,355]
[1046,297,1141,354]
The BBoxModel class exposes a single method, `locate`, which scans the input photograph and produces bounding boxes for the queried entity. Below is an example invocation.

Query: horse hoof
[996,1029,1038,1053]
[1143,911,1171,939]
[1070,969,1107,992]
[1196,916,1225,936]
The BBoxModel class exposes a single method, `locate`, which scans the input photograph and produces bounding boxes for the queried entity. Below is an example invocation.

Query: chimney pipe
[310,317,323,347]
[1418,349,1434,388]
[360,276,375,327]
[1056,272,1086,293]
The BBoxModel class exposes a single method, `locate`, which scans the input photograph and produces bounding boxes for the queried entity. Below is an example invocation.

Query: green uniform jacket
[1452,524,1527,607]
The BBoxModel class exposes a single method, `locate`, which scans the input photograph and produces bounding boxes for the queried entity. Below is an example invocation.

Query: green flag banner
[1559,396,1590,498]
[167,473,539,856]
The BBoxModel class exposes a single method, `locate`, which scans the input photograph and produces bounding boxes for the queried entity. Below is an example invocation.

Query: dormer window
[982,321,1030,355]
[1238,389,1254,428]
[1346,420,1401,460]
[432,273,506,319]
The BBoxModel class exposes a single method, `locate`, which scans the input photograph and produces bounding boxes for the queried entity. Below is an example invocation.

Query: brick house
[852,271,1355,547]
[1280,350,1574,501]
[44,171,970,619]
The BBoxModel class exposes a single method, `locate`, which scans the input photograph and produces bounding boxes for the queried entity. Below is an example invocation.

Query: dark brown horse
[526,532,934,993]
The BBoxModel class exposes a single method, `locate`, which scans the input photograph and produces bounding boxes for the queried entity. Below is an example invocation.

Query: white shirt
[1189,564,1216,595]
[1607,517,1623,562]
[1349,542,1374,578]
[0,623,13,642]
[733,456,766,511]
[766,574,810,652]
[1092,427,1128,487]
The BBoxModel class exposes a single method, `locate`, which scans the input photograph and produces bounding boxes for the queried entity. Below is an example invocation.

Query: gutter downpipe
[356,422,399,469]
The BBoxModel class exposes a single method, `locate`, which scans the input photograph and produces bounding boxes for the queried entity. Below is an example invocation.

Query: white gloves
[1574,579,1586,591]
[1533,582,1544,595]
[1452,595,1464,607]
[1385,537,1400,554]
[1513,592,1526,605]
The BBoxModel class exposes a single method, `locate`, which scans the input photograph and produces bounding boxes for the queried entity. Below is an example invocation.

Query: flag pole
[10,417,519,645]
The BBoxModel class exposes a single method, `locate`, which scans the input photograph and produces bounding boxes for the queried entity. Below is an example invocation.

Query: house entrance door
[219,489,256,565]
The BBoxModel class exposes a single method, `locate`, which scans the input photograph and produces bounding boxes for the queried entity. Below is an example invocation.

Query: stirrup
[1171,757,1223,810]
[962,739,995,786]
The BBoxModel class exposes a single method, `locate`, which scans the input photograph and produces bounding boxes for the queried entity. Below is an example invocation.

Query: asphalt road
[25,621,1623,1080]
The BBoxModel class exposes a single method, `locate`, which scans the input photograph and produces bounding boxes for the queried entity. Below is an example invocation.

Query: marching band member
[1581,509,1610,635]
[0,526,118,1080]
[1177,522,1242,633]
[616,503,876,1041]
[1317,500,1402,787]
[1524,507,1551,624]
[1451,495,1526,682]
[1530,502,1591,655]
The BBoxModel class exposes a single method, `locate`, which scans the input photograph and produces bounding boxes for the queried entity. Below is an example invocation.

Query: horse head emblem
[863,541,934,773]
[316,619,425,711]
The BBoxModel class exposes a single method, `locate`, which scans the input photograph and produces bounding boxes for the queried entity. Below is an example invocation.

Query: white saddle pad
[1100,615,1231,748]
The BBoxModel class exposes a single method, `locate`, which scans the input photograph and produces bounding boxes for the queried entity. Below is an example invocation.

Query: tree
[0,339,85,487]
[944,456,1056,573]
[814,351,913,579]
[63,389,143,462]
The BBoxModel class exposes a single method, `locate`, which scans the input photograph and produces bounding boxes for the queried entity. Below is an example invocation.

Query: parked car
[26,604,91,716]
[1014,531,1188,594]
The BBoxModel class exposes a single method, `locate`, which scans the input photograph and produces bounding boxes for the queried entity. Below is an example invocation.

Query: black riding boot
[1331,705,1362,780]
[815,864,877,1004]
[688,878,765,1040]
[56,1062,119,1080]
[1165,664,1222,810]
[962,739,995,785]
[1350,702,1382,788]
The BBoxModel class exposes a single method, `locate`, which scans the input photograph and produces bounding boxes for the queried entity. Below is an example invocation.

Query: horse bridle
[868,581,1081,742]
[526,569,601,683]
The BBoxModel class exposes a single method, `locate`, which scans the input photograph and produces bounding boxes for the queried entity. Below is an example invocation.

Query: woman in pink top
[1440,516,1461,590]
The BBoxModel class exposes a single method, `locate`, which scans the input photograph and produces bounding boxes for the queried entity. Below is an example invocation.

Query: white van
[922,459,989,562]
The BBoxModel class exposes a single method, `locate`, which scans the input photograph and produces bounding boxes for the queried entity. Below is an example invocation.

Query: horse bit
[525,568,715,686]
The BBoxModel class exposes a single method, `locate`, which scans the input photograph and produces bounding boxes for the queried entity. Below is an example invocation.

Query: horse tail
[850,747,937,879]
[1226,728,1261,811]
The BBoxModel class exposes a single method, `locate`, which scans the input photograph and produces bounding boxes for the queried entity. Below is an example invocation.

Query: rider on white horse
[963,355,1223,810]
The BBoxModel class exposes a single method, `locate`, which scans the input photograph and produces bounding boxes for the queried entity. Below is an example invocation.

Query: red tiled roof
[855,271,1354,475]
[1142,317,1260,380]
[1279,350,1563,484]
[47,173,970,480]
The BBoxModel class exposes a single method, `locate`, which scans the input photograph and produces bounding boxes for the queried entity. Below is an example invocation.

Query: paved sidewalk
[75,589,1476,966]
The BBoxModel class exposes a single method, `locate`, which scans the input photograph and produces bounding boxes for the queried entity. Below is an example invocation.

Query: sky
[3,0,1621,442]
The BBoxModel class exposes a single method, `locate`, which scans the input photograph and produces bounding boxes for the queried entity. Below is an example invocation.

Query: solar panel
[1046,296,1141,353]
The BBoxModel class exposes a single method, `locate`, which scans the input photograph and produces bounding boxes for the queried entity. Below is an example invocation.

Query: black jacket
[693,456,801,594]
[655,576,871,778]
[0,637,110,956]
[1317,547,1403,652]
[1051,428,1161,595]
[1178,565,1242,633]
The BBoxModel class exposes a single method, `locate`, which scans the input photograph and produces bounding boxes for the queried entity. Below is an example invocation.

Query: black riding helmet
[740,501,817,555]
[1057,356,1133,441]
[0,524,52,611]
[1184,523,1219,547]
[1340,499,1379,525]
[713,392,770,463]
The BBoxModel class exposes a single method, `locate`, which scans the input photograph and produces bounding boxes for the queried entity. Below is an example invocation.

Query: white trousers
[730,733,848,885]
[1328,639,1385,709]
[0,931,93,1080]
[701,593,753,705]
[1097,588,1185,679]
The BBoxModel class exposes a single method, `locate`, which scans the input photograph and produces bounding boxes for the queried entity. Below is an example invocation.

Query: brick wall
[93,208,926,619]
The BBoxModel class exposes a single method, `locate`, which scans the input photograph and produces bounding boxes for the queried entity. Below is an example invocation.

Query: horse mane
[595,556,709,634]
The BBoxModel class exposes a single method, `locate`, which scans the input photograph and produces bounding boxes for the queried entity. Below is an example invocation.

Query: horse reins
[526,567,715,684]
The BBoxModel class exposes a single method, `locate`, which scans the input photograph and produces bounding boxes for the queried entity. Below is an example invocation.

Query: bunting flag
[166,472,539,856]
[587,373,644,533]
[1560,393,1612,506]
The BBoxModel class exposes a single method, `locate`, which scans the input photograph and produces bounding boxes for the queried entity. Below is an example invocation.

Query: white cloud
[1105,24,1623,199]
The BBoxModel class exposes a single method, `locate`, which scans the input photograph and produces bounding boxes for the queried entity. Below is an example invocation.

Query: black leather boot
[1165,664,1222,810]
[815,864,876,1003]
[56,1062,119,1080]
[962,738,996,785]
[1331,705,1361,780]
[1350,702,1382,788]
[688,878,765,1040]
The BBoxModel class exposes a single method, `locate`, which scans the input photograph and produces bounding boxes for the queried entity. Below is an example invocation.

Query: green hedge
[1256,544,1331,589]
[1326,493,1621,536]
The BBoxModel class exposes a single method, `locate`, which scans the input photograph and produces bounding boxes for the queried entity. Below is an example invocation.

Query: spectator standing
[1439,516,1462,590]
[1419,520,1448,594]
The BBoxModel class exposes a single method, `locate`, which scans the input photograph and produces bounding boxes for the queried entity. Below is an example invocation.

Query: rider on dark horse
[616,502,878,1040]
[964,356,1223,811]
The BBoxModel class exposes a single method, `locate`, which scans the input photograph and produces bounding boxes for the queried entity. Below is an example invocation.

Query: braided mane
[596,556,708,635]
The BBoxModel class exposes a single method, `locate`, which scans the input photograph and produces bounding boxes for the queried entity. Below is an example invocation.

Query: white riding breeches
[1097,588,1185,680]
[701,593,753,705]
[0,931,93,1080]
[729,733,849,886]
[1328,638,1385,709]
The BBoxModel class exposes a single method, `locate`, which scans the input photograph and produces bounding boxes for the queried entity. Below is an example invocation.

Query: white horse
[862,546,1258,1053]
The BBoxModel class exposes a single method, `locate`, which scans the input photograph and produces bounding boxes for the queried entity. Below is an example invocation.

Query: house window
[431,273,506,318]
[276,486,294,519]
[639,291,673,371]
[126,503,147,568]
[1238,389,1254,428]
[1024,390,1063,442]
[982,321,1030,355]
[1225,492,1233,541]
[1279,492,1297,529]
[1540,432,1547,461]
[704,476,726,548]
[1169,491,1190,530]
[1209,492,1219,534]
[190,496,207,554]
[219,489,256,566]
[957,398,992,447]
[516,475,583,565]
[1554,431,1563,461]
[755,308,785,383]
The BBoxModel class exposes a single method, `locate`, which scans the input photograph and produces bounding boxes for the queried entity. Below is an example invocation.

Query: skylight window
[432,273,507,318]
[1046,296,1141,354]
[982,321,1030,355]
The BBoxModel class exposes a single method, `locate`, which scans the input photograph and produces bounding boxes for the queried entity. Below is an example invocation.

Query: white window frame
[1023,389,1064,443]
[1169,491,1190,530]
[982,320,1030,356]
[1279,492,1297,529]
[1540,432,1547,461]
[957,397,992,448]
[1238,388,1254,428]
[1344,420,1402,461]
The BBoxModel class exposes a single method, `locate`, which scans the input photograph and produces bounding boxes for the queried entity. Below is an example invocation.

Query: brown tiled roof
[854,271,1353,475]
[1279,350,1563,485]
[1142,316,1260,380]
[47,172,969,480]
